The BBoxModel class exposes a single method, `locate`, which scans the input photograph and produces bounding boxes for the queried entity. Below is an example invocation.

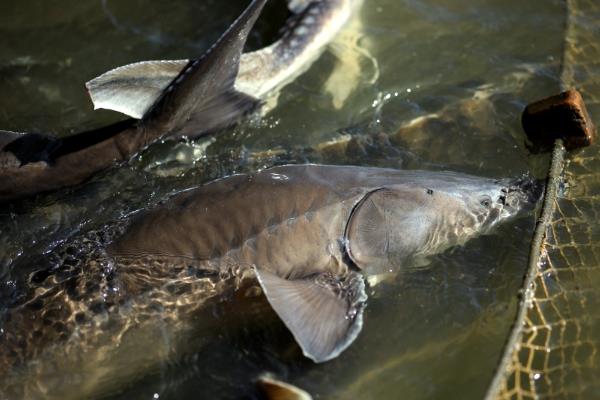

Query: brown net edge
[485,141,567,400]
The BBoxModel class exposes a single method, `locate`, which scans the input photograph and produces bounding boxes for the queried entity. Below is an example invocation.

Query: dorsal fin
[255,268,367,363]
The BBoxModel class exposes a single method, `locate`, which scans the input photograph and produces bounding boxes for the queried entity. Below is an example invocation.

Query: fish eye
[479,196,492,208]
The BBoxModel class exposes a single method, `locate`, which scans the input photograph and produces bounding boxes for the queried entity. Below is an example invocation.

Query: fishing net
[486,0,600,398]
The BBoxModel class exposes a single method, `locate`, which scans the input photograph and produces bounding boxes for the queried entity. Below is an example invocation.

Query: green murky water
[0,0,577,399]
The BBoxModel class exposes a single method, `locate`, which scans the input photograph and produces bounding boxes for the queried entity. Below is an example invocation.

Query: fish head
[345,172,542,274]
[428,174,542,236]
[465,175,542,232]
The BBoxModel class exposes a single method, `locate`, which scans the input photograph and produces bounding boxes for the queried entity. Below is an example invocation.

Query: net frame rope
[485,142,567,399]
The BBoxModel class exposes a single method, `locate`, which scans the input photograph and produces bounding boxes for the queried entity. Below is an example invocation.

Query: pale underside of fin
[86,60,187,119]
[254,268,367,363]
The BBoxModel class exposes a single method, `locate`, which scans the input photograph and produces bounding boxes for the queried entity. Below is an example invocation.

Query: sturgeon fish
[0,0,359,202]
[0,164,539,398]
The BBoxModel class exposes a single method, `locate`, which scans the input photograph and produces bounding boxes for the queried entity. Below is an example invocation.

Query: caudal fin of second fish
[87,0,266,138]
[85,0,315,120]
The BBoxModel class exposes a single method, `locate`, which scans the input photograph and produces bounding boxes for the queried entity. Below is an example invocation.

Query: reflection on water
[0,0,569,398]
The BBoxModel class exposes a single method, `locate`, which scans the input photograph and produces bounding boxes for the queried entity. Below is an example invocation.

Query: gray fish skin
[110,164,533,272]
[108,164,535,358]
[109,165,363,280]
[0,165,537,398]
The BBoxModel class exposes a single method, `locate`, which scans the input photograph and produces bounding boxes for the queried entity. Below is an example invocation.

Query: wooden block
[522,89,596,151]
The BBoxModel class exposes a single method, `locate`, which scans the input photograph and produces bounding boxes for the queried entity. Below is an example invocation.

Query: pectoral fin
[255,269,367,363]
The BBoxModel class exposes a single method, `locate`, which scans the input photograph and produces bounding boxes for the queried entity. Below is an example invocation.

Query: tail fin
[85,0,317,121]
[88,0,267,139]
[143,0,267,138]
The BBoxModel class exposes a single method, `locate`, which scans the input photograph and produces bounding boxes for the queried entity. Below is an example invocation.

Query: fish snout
[501,176,544,210]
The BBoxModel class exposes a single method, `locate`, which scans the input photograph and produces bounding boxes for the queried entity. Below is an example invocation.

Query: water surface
[0,0,568,398]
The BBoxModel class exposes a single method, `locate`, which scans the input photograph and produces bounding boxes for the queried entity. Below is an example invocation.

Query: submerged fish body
[237,0,358,100]
[108,165,534,276]
[0,0,360,201]
[0,164,538,397]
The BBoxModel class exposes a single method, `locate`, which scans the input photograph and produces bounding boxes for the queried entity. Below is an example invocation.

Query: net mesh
[488,0,600,398]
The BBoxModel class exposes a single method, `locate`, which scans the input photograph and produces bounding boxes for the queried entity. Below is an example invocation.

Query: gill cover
[345,188,392,270]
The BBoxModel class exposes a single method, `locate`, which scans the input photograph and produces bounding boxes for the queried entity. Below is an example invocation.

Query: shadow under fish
[0,0,358,202]
[0,164,541,398]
